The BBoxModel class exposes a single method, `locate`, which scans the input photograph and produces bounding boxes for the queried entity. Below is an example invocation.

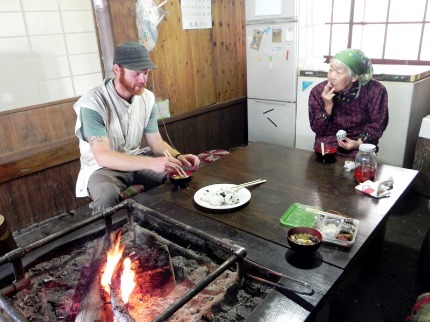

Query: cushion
[407,292,430,322]
[120,184,144,200]
[198,149,230,166]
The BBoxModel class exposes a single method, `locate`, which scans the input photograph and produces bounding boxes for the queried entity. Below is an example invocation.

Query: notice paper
[156,98,170,119]
[181,0,212,30]
[251,29,263,50]
[272,28,282,43]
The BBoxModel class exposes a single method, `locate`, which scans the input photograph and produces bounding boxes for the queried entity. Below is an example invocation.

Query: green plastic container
[279,203,322,228]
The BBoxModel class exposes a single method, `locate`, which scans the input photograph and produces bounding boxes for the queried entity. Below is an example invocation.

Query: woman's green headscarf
[333,49,373,85]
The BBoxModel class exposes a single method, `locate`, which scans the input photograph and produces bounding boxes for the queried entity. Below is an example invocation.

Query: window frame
[323,0,430,65]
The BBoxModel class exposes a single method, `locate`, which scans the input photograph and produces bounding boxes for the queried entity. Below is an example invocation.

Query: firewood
[74,236,113,322]
[110,284,136,322]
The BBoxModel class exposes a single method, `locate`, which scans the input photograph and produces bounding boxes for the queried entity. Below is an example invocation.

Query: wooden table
[134,142,418,320]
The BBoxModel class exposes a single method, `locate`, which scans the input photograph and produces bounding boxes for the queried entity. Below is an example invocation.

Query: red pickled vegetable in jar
[354,144,377,183]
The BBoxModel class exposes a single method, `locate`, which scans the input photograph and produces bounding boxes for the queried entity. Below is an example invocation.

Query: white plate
[194,184,251,210]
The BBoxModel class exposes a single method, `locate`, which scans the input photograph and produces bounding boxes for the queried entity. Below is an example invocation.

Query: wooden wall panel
[0,160,90,233]
[150,1,216,115]
[108,0,139,44]
[106,0,245,114]
[212,0,247,101]
[0,99,77,155]
[0,114,17,154]
[45,102,77,140]
[159,98,247,155]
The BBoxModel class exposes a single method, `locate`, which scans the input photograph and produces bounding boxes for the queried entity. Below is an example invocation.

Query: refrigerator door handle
[254,100,293,105]
[246,18,298,25]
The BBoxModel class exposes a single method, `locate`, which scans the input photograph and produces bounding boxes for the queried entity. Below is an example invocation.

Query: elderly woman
[308,49,389,158]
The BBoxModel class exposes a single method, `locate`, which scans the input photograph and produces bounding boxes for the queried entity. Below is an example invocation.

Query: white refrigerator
[246,0,298,147]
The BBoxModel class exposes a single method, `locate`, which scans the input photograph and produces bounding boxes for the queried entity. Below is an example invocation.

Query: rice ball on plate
[209,194,225,206]
[200,189,212,203]
[215,189,227,197]
[224,193,240,205]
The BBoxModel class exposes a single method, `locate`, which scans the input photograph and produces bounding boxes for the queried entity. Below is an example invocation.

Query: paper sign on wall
[156,99,170,119]
[181,0,212,30]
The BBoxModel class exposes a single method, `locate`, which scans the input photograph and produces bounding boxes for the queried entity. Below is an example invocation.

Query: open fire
[1,201,274,321]
[101,231,135,305]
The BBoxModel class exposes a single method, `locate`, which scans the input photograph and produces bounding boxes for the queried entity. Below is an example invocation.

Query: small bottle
[354,144,377,183]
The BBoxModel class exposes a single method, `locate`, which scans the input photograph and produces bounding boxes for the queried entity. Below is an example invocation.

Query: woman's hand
[322,82,335,115]
[337,137,361,151]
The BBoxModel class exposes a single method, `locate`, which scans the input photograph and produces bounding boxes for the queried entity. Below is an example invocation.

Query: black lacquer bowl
[168,170,192,188]
[314,146,337,164]
[287,227,322,254]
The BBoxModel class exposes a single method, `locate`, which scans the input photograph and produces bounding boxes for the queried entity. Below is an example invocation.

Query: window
[326,0,430,64]
[0,0,103,112]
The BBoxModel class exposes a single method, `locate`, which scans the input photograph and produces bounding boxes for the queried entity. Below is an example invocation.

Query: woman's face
[327,62,357,92]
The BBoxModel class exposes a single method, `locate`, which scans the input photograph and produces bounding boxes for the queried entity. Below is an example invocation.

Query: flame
[100,232,136,303]
[101,233,125,294]
[121,257,135,304]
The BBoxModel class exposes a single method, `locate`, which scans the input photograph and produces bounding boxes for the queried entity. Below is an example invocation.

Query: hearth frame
[0,199,248,322]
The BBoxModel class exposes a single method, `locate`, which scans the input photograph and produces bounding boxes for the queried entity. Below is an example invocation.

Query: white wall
[0,0,103,112]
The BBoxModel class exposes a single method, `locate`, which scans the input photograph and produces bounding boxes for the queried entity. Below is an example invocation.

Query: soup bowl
[287,227,322,254]
[314,146,337,164]
[168,170,193,188]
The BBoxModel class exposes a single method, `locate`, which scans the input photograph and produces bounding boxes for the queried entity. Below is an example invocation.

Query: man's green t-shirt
[80,105,159,141]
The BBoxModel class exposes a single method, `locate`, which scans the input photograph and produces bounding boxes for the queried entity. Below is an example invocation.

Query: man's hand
[177,154,200,169]
[147,156,184,173]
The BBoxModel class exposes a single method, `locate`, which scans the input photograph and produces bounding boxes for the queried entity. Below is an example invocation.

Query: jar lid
[359,143,376,152]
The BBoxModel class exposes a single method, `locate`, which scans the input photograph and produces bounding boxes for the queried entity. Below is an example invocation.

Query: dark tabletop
[134,142,418,321]
[142,142,418,270]
[140,143,417,268]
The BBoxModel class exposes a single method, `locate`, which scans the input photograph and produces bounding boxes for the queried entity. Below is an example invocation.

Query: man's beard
[118,68,145,96]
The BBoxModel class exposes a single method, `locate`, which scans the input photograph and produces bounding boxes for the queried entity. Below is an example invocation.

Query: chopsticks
[163,149,188,178]
[232,179,267,192]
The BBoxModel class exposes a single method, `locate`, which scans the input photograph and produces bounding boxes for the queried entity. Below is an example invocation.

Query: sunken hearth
[0,201,274,322]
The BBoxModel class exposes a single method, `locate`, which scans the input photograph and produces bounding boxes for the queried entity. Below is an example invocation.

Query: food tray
[280,203,359,248]
[313,212,359,248]
[279,203,322,228]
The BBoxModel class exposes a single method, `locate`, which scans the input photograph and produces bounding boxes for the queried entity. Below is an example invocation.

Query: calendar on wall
[181,0,212,30]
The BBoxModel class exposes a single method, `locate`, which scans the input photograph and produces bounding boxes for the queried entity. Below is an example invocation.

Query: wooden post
[412,137,430,197]
[0,215,17,256]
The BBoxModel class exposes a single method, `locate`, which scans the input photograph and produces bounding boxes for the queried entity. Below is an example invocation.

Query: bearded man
[74,41,199,214]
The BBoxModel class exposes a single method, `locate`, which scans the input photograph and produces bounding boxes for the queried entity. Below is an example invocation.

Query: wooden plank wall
[0,99,77,154]
[110,0,246,114]
[0,0,247,233]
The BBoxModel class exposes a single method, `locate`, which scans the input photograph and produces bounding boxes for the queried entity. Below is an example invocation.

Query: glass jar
[354,144,377,183]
